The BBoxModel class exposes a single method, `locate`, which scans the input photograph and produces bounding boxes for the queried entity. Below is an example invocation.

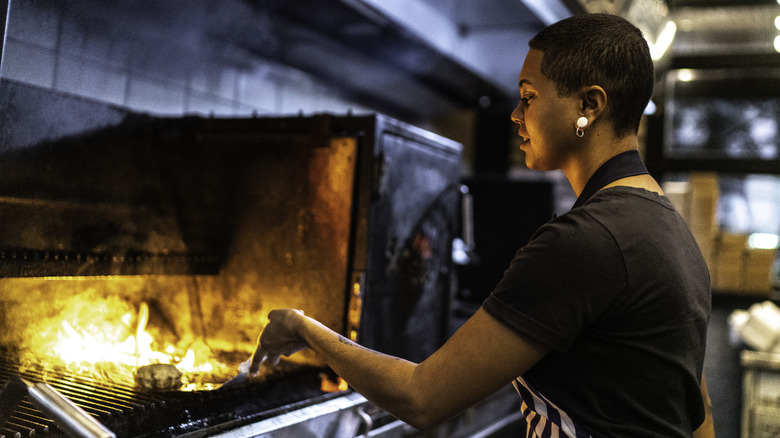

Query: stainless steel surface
[190,392,370,438]
[0,0,9,75]
[673,5,779,57]
[0,377,116,438]
[198,384,523,438]
[27,382,116,438]
[741,350,780,438]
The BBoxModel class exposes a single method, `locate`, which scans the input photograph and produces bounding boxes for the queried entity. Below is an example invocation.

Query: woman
[249,14,714,437]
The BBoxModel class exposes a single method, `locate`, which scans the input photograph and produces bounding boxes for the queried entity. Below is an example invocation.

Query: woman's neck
[562,135,640,198]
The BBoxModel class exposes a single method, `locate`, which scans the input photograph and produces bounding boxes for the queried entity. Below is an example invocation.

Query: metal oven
[0,82,523,437]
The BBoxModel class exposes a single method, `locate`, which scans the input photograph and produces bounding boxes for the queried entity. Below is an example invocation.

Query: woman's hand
[244,307,544,430]
[249,309,308,374]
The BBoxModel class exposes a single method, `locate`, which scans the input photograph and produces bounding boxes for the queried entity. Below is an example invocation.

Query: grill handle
[452,184,476,266]
[355,407,374,437]
[25,379,117,438]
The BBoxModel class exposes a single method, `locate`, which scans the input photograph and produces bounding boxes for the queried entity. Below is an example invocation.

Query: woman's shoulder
[525,206,622,264]
[585,186,675,212]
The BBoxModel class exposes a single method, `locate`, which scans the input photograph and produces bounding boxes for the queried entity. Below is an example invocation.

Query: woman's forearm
[294,313,438,429]
[693,375,715,438]
[253,308,547,431]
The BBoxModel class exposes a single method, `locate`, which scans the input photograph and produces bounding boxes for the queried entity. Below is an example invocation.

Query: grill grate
[0,355,338,437]
[0,357,170,438]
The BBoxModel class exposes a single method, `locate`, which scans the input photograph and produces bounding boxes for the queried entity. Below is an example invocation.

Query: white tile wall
[9,0,58,51]
[125,75,188,115]
[235,67,277,114]
[55,53,128,105]
[1,1,370,118]
[3,39,57,88]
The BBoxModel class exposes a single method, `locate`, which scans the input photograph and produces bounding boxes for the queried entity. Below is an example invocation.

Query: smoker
[0,84,521,437]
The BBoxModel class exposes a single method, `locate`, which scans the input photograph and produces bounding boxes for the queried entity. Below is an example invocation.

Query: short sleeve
[482,210,627,351]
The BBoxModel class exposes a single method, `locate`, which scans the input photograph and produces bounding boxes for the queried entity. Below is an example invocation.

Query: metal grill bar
[0,355,165,437]
[1,426,23,438]
[0,354,336,438]
[8,407,50,431]
[26,381,116,438]
[4,422,34,438]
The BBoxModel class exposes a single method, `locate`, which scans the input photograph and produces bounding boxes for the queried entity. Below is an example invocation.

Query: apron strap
[572,150,648,209]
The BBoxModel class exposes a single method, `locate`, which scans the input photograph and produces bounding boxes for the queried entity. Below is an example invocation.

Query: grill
[0,82,479,437]
[1,351,344,438]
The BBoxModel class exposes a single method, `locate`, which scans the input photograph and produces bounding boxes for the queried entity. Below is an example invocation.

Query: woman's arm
[250,307,549,430]
[693,375,715,438]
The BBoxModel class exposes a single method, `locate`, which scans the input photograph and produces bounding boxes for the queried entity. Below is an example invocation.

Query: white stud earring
[576,117,588,137]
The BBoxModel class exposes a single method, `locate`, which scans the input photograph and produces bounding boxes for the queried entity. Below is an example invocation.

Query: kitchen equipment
[0,377,116,438]
[741,350,780,438]
[0,107,502,437]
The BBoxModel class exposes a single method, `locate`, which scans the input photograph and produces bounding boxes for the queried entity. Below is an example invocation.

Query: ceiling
[35,0,559,122]
[12,0,779,123]
[270,0,780,120]
[236,0,565,120]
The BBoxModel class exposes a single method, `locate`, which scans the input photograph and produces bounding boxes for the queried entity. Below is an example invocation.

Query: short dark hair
[528,13,654,137]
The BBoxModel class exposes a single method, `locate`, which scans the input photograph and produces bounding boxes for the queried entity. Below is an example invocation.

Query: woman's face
[511,49,581,171]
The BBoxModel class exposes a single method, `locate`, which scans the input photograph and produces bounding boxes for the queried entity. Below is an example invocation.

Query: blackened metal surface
[0,99,362,277]
[0,353,337,438]
[354,116,463,363]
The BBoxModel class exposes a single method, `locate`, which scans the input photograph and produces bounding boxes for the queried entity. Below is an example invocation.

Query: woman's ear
[580,85,607,120]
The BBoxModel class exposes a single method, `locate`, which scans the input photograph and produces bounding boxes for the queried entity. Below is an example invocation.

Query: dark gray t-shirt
[483,186,711,437]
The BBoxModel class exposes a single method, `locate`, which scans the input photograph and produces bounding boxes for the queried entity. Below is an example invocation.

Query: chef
[250,13,714,438]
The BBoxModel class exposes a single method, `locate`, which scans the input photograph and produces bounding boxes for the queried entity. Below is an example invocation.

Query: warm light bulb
[775,35,780,53]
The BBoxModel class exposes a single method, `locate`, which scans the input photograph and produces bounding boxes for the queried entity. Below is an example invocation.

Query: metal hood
[0,0,576,123]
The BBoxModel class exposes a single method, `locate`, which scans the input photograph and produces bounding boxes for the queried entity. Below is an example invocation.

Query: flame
[25,295,234,391]
[320,373,348,393]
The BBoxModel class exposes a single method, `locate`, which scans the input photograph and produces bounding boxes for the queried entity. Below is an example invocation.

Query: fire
[53,303,166,368]
[320,373,348,393]
[24,294,234,391]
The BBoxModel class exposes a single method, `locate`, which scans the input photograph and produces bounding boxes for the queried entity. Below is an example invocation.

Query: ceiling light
[677,69,695,82]
[648,20,677,61]
[775,15,780,31]
[748,233,780,250]
[775,35,780,53]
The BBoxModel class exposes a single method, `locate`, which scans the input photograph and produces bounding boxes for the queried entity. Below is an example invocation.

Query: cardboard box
[662,181,692,225]
[744,248,778,294]
[688,173,719,272]
[713,232,747,292]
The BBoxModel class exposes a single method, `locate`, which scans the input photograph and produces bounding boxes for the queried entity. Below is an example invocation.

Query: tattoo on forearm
[337,334,405,363]
[338,335,367,350]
